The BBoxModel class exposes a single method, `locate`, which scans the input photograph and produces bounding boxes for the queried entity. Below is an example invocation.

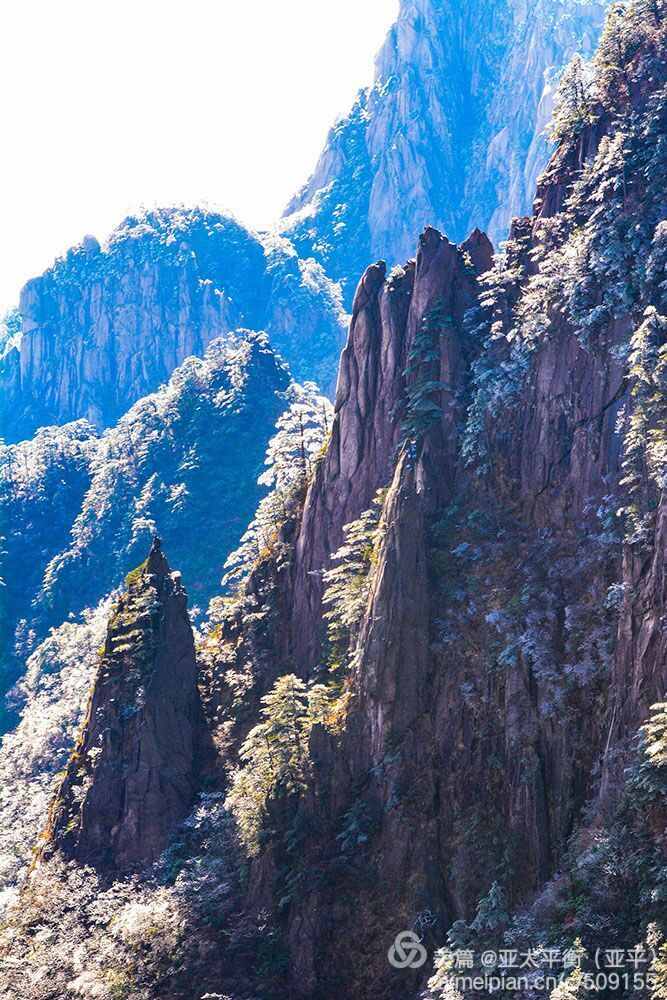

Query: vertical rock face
[282,0,609,300]
[289,227,492,670]
[614,491,667,733]
[217,13,667,995]
[0,208,345,443]
[44,539,201,871]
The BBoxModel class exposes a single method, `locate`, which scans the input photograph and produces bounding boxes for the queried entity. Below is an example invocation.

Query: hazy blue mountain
[282,0,609,301]
[0,208,345,444]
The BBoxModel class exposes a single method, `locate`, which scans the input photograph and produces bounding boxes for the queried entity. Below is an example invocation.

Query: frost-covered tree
[0,421,97,704]
[549,54,596,143]
[224,382,332,589]
[594,1,645,101]
[0,599,111,913]
[632,701,667,799]
[322,489,387,661]
[620,308,667,541]
[424,948,465,1000]
[226,674,338,853]
[259,381,331,492]
[402,303,452,446]
[648,924,667,1000]
[469,880,508,934]
[549,968,588,1000]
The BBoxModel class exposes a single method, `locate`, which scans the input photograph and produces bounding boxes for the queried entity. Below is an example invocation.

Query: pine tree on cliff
[226,674,337,853]
[594,0,650,99]
[322,489,387,663]
[224,383,332,589]
[549,54,596,142]
[621,307,667,542]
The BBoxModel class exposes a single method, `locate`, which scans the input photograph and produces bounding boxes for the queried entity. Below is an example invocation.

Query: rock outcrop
[289,227,493,670]
[43,539,201,871]
[282,0,609,301]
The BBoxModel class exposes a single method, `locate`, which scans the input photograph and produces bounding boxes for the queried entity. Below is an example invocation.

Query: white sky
[0,0,398,313]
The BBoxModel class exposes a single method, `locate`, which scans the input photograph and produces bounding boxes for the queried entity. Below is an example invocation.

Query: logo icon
[388,930,428,969]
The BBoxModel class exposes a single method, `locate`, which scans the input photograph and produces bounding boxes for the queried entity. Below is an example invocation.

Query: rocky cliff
[210,5,667,995]
[288,226,494,672]
[282,0,609,302]
[0,208,344,443]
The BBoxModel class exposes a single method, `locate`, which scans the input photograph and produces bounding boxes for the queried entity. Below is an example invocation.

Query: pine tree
[223,383,332,589]
[633,701,667,799]
[425,948,464,1000]
[402,302,453,446]
[226,674,341,853]
[549,54,596,143]
[648,925,667,1000]
[226,674,309,853]
[259,381,330,496]
[594,2,644,103]
[322,489,387,659]
[550,968,588,1000]
[469,881,508,934]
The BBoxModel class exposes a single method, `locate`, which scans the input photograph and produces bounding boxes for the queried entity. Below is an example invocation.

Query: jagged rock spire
[461,228,494,274]
[146,534,168,575]
[42,541,201,872]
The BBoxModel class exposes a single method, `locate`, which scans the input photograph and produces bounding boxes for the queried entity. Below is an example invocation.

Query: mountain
[2,4,667,1000]
[281,0,610,302]
[0,331,291,722]
[0,208,345,444]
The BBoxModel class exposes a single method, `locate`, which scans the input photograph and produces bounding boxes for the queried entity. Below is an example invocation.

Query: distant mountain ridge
[0,207,345,444]
[282,0,610,301]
